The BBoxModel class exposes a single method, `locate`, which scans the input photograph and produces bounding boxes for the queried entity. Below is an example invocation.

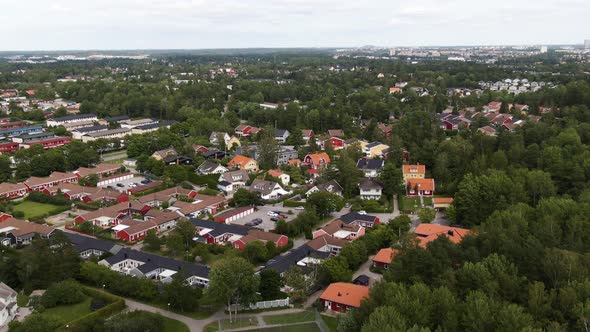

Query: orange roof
[433,197,453,204]
[288,159,301,166]
[228,155,254,168]
[268,169,285,177]
[373,248,399,264]
[320,283,369,308]
[414,224,469,247]
[389,87,401,93]
[406,178,435,191]
[306,152,330,166]
[402,164,425,175]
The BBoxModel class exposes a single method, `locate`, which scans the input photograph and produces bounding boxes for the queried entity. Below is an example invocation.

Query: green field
[321,315,339,332]
[204,318,258,332]
[258,322,322,332]
[263,311,315,325]
[160,315,190,332]
[44,296,93,324]
[12,201,63,219]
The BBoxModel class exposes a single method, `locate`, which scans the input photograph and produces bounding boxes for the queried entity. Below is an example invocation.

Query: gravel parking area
[229,204,304,231]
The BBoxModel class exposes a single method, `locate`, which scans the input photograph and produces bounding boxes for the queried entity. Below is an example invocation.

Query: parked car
[107,185,115,190]
[245,221,255,226]
[267,211,278,217]
[116,183,125,187]
[252,218,263,225]
[140,179,151,184]
[295,206,305,210]
[279,213,288,219]
[358,210,367,215]
[270,217,279,222]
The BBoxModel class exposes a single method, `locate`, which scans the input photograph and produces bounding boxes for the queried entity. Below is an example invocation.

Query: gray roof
[359,178,383,190]
[191,218,249,237]
[72,125,107,133]
[135,120,177,131]
[339,212,378,224]
[198,160,223,173]
[62,231,122,255]
[49,113,97,122]
[356,158,384,171]
[262,244,330,274]
[314,180,343,194]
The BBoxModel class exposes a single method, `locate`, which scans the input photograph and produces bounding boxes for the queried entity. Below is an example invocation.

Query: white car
[295,206,305,210]
[267,211,278,217]
[358,210,367,215]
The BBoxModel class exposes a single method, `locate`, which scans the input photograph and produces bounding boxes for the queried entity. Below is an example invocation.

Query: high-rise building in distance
[585,39,590,51]
[540,46,548,53]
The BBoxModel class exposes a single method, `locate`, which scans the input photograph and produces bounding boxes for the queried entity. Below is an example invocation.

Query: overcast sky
[3,0,590,51]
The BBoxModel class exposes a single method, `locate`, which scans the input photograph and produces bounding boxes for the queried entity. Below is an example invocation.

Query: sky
[3,0,590,51]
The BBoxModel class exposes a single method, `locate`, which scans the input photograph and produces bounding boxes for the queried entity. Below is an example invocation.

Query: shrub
[40,280,85,308]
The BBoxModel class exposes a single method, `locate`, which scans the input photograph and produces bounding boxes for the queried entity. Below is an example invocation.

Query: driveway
[228,204,303,231]
[352,255,383,287]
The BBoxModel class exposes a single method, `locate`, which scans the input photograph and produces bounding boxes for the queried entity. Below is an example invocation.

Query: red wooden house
[232,230,288,251]
[320,282,369,313]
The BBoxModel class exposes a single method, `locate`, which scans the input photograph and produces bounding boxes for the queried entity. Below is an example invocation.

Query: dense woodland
[1,52,590,331]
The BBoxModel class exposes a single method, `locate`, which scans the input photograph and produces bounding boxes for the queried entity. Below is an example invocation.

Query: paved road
[352,255,383,286]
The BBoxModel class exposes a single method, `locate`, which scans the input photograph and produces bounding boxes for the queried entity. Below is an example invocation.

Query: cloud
[2,0,590,50]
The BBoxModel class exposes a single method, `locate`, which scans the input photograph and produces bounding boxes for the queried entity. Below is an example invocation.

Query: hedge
[54,287,126,332]
[283,200,306,208]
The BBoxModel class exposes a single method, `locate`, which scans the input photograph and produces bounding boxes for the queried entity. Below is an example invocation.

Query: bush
[40,280,85,308]
[283,200,306,208]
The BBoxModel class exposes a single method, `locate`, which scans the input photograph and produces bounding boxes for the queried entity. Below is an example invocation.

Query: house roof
[302,129,314,137]
[198,160,226,174]
[0,182,28,194]
[305,152,330,166]
[228,155,255,168]
[373,248,398,264]
[144,210,182,226]
[85,128,130,138]
[71,125,107,133]
[152,148,177,159]
[0,218,55,237]
[220,170,249,183]
[320,219,362,237]
[237,229,285,246]
[24,171,78,188]
[214,206,255,221]
[328,129,344,137]
[268,169,285,178]
[102,248,209,279]
[62,231,122,254]
[307,234,348,250]
[406,178,435,191]
[275,129,289,137]
[77,201,148,222]
[49,113,96,122]
[433,197,453,204]
[171,194,225,215]
[191,218,249,237]
[320,282,369,308]
[262,244,330,274]
[314,180,343,194]
[135,121,176,131]
[250,179,283,196]
[75,163,121,178]
[356,158,384,171]
[339,212,377,225]
[414,224,470,247]
[359,178,383,190]
[137,186,193,204]
[402,164,426,175]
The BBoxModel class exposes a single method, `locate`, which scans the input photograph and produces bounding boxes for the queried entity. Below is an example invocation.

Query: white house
[359,178,383,200]
[250,179,291,200]
[268,170,290,186]
[0,282,17,328]
[274,129,290,144]
[209,132,231,146]
[197,160,228,175]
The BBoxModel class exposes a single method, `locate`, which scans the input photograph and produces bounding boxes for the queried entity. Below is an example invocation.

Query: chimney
[337,292,342,297]
[447,230,454,236]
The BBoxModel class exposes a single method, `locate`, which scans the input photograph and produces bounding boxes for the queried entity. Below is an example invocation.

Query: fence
[226,297,290,311]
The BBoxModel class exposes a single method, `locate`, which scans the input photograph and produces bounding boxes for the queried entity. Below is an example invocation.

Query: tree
[0,155,12,182]
[379,161,404,198]
[284,266,315,303]
[417,208,436,223]
[287,128,305,148]
[232,188,262,207]
[257,128,279,170]
[143,229,162,251]
[336,155,364,198]
[241,241,268,264]
[40,279,85,308]
[207,257,259,322]
[320,256,352,284]
[388,215,411,235]
[162,273,202,312]
[259,269,283,300]
[306,191,344,218]
[8,314,62,332]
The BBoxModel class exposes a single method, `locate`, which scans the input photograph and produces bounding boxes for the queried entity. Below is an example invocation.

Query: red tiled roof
[414,224,470,247]
[406,178,435,191]
[373,248,399,264]
[320,283,369,308]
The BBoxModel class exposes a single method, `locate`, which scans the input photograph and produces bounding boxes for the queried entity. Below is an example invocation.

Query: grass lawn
[423,196,433,206]
[12,201,63,219]
[161,316,190,332]
[17,293,29,307]
[258,322,322,332]
[321,315,339,332]
[399,196,421,212]
[44,296,93,324]
[204,318,258,332]
[263,311,315,325]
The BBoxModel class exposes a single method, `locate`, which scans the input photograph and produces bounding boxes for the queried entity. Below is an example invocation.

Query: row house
[74,201,151,227]
[168,194,226,218]
[23,171,79,191]
[192,218,249,244]
[131,121,176,134]
[63,232,123,260]
[261,244,330,277]
[46,113,98,127]
[137,186,196,207]
[0,217,56,246]
[19,136,72,150]
[74,163,122,179]
[0,141,19,154]
[115,210,182,242]
[0,125,43,138]
[81,128,131,142]
[0,183,28,200]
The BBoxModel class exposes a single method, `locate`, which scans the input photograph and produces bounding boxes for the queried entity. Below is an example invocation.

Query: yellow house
[228,155,259,172]
[151,148,177,161]
[364,142,390,158]
[402,164,426,182]
[227,136,241,150]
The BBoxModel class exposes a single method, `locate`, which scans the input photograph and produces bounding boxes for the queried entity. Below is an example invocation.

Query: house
[202,149,227,160]
[197,160,228,175]
[0,140,19,154]
[63,232,122,259]
[302,130,314,143]
[377,123,393,137]
[213,206,256,224]
[235,124,253,137]
[43,183,128,204]
[193,145,210,155]
[151,148,178,161]
[433,197,453,209]
[406,178,435,197]
[120,118,158,129]
[274,129,290,144]
[261,244,330,277]
[249,179,291,200]
[303,152,330,177]
[218,170,249,193]
[81,128,131,142]
[209,132,231,146]
[306,180,343,197]
[320,282,369,313]
[339,212,380,228]
[372,248,398,269]
[268,169,290,186]
[232,230,289,251]
[168,194,226,218]
[0,218,56,246]
[74,201,151,227]
[0,125,43,138]
[402,164,426,182]
[136,186,196,207]
[0,282,17,327]
[275,147,299,165]
[227,136,241,149]
[478,126,497,136]
[192,218,249,244]
[389,87,402,94]
[228,155,259,172]
[24,171,79,191]
[327,129,344,138]
[46,113,98,127]
[74,163,121,179]
[414,224,470,248]
[307,235,348,254]
[356,158,384,178]
[359,178,383,200]
[71,125,108,140]
[0,183,28,200]
[312,219,365,241]
[364,142,390,158]
[98,248,209,287]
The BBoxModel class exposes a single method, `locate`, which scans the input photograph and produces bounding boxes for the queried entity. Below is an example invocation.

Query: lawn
[204,318,258,332]
[17,293,29,307]
[44,296,93,324]
[399,196,421,212]
[161,316,190,332]
[12,201,63,219]
[258,322,322,332]
[321,315,339,332]
[263,311,315,325]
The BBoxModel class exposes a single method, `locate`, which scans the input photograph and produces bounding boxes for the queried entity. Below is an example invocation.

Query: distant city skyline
[3,0,590,51]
